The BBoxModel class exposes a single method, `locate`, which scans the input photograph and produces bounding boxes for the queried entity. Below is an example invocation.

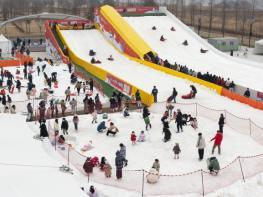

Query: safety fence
[43,101,263,196]
[151,102,263,146]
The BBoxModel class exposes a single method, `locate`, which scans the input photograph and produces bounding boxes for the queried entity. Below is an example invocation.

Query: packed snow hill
[124,13,263,92]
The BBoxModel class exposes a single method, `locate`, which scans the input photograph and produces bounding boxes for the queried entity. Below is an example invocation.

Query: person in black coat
[190,85,197,98]
[151,86,158,103]
[27,102,33,121]
[16,80,21,92]
[115,151,124,179]
[40,122,48,137]
[218,114,225,133]
[61,118,69,135]
[172,87,178,103]
[176,109,183,133]
[89,79,94,91]
[162,116,171,142]
[244,88,250,98]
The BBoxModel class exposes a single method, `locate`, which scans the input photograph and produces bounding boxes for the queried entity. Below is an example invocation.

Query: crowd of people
[144,26,236,91]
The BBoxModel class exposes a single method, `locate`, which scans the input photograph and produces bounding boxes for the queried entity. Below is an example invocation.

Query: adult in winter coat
[244,88,250,98]
[196,133,206,160]
[115,151,124,179]
[72,115,79,131]
[163,127,171,142]
[97,121,106,132]
[152,159,160,172]
[135,90,142,108]
[61,118,69,135]
[218,114,225,133]
[172,87,178,103]
[190,85,197,98]
[60,100,67,117]
[151,86,158,103]
[106,122,119,136]
[83,157,93,174]
[88,98,95,114]
[16,80,21,92]
[143,106,152,130]
[54,118,59,133]
[176,109,183,132]
[39,122,49,137]
[27,102,33,121]
[211,131,223,155]
[69,98,77,113]
[119,143,128,166]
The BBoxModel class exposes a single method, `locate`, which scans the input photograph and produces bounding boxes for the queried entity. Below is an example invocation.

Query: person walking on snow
[69,98,77,114]
[73,114,79,131]
[115,151,124,180]
[218,113,225,133]
[119,143,128,166]
[61,118,69,135]
[131,131,137,145]
[151,86,158,103]
[211,131,223,155]
[92,110,98,124]
[143,106,152,130]
[65,87,71,101]
[176,109,183,133]
[173,143,181,159]
[172,87,178,103]
[196,133,206,160]
[152,159,160,172]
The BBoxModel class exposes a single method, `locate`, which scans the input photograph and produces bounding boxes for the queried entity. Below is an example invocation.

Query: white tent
[0,34,12,58]
[253,39,263,55]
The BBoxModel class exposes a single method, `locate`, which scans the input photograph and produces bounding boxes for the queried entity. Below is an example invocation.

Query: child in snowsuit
[138,131,145,142]
[104,161,112,178]
[131,131,137,145]
[173,143,181,159]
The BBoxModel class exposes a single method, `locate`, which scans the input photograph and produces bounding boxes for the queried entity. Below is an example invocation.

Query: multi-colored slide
[98,5,156,59]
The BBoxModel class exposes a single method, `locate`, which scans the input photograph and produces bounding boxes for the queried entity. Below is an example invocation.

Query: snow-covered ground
[124,14,263,92]
[0,114,87,197]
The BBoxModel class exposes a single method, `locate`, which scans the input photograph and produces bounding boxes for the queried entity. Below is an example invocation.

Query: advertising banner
[105,74,132,95]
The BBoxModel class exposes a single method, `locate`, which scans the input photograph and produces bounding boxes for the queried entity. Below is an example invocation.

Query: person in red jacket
[131,131,137,145]
[211,131,223,154]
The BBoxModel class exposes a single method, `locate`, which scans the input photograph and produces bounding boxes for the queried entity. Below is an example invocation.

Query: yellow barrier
[129,56,223,95]
[100,5,155,59]
[56,26,154,106]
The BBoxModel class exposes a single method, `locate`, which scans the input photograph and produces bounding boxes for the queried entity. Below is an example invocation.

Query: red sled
[86,90,93,96]
[54,82,58,88]
[0,89,6,95]
[181,93,194,99]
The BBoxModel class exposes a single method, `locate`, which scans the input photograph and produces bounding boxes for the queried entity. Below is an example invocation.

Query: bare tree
[208,0,214,38]
[234,0,239,32]
[221,0,226,37]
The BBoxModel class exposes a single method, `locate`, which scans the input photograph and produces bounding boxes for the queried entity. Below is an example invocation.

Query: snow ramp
[98,5,156,59]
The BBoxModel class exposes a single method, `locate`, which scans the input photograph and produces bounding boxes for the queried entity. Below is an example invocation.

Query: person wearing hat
[196,133,206,160]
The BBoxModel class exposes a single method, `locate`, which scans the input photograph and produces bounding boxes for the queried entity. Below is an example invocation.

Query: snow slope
[0,114,87,197]
[60,29,263,126]
[124,14,263,92]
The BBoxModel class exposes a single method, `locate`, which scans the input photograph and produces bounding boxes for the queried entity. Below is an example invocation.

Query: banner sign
[106,74,132,95]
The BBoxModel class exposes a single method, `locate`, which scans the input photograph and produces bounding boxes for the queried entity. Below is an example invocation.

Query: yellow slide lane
[100,5,155,59]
